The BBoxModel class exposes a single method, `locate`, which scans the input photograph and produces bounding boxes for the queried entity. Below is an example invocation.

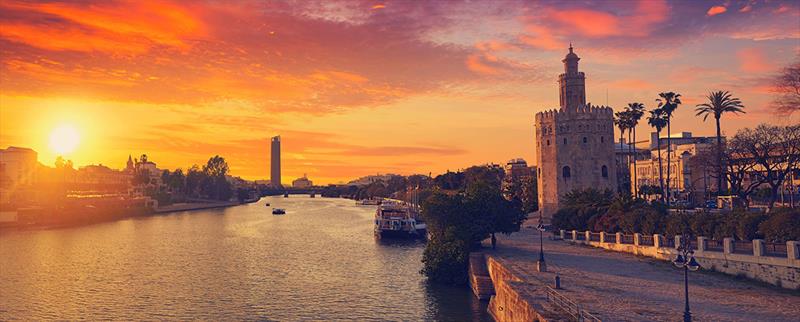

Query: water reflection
[0,196,489,321]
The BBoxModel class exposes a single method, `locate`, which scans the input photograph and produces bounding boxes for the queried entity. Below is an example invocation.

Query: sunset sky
[1,0,798,184]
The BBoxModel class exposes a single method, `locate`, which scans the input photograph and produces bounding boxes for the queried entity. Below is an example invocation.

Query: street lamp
[673,233,701,322]
[536,214,546,272]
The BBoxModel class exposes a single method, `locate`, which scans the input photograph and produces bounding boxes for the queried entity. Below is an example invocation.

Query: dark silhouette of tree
[773,60,800,115]
[626,102,646,197]
[647,108,668,202]
[614,110,630,194]
[421,181,525,285]
[695,90,745,197]
[733,124,800,209]
[186,165,203,198]
[656,92,682,205]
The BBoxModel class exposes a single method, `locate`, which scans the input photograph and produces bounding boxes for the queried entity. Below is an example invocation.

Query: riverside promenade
[485,227,800,321]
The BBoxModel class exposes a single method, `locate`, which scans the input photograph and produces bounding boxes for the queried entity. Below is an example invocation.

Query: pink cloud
[707,5,727,16]
[737,48,775,73]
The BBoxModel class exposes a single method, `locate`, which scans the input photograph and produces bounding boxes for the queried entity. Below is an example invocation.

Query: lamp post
[673,233,701,322]
[536,214,546,272]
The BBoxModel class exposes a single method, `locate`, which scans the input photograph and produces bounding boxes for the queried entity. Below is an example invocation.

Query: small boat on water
[265,203,271,206]
[283,193,289,198]
[272,208,286,215]
[310,193,316,198]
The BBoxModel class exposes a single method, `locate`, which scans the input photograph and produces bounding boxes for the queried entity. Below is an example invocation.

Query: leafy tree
[464,165,504,189]
[627,102,646,197]
[420,181,525,285]
[186,165,203,198]
[647,108,668,202]
[759,208,800,242]
[203,155,229,178]
[434,171,465,190]
[695,90,745,196]
[656,91,682,205]
[551,188,614,231]
[732,124,800,209]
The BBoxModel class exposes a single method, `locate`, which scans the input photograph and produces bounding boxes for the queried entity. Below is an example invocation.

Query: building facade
[633,133,721,204]
[535,46,617,220]
[292,174,313,188]
[271,136,281,188]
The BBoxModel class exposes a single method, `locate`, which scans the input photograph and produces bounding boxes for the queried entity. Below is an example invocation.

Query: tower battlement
[535,104,614,123]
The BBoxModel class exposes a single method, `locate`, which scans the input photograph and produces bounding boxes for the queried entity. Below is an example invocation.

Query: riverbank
[0,197,260,231]
[153,200,252,214]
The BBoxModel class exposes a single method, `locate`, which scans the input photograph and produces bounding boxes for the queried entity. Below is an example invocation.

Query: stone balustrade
[561,229,800,290]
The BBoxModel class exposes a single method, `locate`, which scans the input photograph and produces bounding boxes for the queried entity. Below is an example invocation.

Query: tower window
[601,136,604,143]
[602,165,608,178]
[583,137,587,144]
[562,166,571,179]
[563,138,567,145]
[547,140,550,146]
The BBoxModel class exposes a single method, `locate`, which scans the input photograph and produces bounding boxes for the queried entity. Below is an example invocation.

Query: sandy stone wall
[485,256,552,322]
[564,232,800,290]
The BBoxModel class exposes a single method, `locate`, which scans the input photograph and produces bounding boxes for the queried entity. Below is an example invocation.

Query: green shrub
[420,236,470,285]
[758,208,800,243]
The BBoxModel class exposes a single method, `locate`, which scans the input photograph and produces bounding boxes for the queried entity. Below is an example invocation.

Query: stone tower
[535,46,617,221]
[271,136,282,188]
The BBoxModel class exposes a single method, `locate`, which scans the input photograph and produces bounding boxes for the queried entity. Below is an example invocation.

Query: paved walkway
[489,227,800,321]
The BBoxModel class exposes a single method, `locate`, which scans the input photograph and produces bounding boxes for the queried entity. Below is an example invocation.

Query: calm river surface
[0,196,490,321]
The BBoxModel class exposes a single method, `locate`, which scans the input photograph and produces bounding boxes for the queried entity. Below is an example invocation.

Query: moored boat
[272,208,286,215]
[373,200,426,239]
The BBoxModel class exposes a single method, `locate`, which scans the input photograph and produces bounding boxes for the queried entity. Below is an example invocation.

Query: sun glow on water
[48,124,80,155]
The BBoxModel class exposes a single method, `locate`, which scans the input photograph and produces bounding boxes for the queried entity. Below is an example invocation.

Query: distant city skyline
[0,0,798,184]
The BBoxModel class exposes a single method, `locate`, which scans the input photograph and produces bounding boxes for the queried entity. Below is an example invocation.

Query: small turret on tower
[558,45,586,111]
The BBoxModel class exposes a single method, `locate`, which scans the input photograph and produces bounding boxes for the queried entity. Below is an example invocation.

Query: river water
[0,196,490,321]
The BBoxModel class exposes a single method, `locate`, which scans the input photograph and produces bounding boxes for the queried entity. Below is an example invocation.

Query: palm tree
[695,90,745,197]
[656,92,682,206]
[614,110,630,194]
[647,108,668,203]
[627,102,646,197]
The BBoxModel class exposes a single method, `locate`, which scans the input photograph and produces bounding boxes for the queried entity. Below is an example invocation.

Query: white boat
[373,200,426,239]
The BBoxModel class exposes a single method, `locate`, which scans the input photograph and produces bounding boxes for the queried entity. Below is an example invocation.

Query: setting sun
[48,124,80,155]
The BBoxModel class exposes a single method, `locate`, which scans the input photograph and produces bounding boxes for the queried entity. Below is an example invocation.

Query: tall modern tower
[271,136,282,188]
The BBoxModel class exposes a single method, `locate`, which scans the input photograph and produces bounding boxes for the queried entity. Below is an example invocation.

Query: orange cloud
[607,78,655,90]
[549,9,621,37]
[540,0,668,38]
[519,25,563,50]
[0,0,204,54]
[707,5,727,16]
[737,48,774,73]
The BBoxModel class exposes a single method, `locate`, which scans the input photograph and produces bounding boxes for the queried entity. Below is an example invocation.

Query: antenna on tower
[606,88,609,106]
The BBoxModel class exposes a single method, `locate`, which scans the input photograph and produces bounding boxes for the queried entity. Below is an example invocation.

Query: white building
[292,174,313,188]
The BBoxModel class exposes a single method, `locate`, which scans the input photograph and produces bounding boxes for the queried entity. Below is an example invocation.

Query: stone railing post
[634,233,641,246]
[653,234,662,248]
[615,232,622,244]
[572,230,578,241]
[697,236,707,252]
[753,239,765,257]
[559,230,566,240]
[723,237,734,254]
[600,232,606,243]
[675,235,682,249]
[585,231,591,241]
[788,241,799,260]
